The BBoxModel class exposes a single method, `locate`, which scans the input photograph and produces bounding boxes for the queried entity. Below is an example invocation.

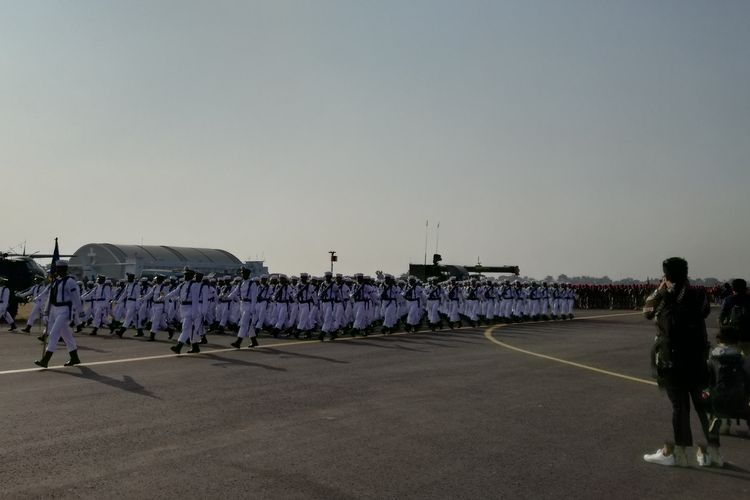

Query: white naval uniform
[318,281,339,333]
[351,283,374,331]
[425,284,444,325]
[334,282,350,330]
[0,285,14,325]
[273,284,295,331]
[165,280,201,344]
[446,284,463,323]
[295,282,317,332]
[403,284,425,326]
[143,282,168,333]
[45,276,83,353]
[253,283,272,330]
[19,283,49,328]
[118,282,142,329]
[89,282,112,329]
[228,279,258,340]
[380,283,401,328]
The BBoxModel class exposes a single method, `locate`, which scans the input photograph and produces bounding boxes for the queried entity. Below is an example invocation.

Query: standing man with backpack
[719,279,750,355]
[702,324,749,462]
[642,257,715,467]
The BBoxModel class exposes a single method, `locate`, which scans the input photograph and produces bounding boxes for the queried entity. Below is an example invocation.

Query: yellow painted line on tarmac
[484,311,657,386]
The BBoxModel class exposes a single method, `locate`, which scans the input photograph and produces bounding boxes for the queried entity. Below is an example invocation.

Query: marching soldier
[402,276,425,332]
[253,275,272,333]
[18,276,49,333]
[165,268,202,354]
[425,278,444,330]
[142,274,168,341]
[115,273,142,337]
[350,273,375,336]
[334,274,351,334]
[272,274,295,337]
[86,275,112,336]
[295,273,317,338]
[34,261,83,368]
[318,272,339,341]
[380,274,401,334]
[0,277,17,331]
[229,267,259,348]
[445,278,463,328]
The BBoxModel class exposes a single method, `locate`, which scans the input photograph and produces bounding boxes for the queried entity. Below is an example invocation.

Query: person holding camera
[642,257,716,467]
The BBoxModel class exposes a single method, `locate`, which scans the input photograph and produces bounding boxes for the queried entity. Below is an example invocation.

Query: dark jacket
[650,285,710,387]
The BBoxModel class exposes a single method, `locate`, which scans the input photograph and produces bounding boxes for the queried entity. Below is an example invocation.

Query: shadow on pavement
[351,338,428,353]
[50,366,160,399]
[255,347,349,364]
[679,463,750,481]
[389,336,459,349]
[76,345,110,354]
[200,352,287,372]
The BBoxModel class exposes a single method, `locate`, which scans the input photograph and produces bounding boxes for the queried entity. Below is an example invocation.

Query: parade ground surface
[3,310,750,499]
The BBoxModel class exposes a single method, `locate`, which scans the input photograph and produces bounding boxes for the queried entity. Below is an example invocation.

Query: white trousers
[46,305,76,353]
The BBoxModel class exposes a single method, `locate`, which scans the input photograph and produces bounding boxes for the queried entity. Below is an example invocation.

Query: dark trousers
[665,383,719,447]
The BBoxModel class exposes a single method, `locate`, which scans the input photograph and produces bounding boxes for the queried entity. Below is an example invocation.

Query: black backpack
[725,304,750,336]
[708,351,748,418]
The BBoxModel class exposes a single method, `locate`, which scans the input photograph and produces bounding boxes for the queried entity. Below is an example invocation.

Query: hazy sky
[2,0,748,280]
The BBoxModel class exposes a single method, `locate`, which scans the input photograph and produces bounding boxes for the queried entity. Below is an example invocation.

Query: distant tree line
[538,275,723,286]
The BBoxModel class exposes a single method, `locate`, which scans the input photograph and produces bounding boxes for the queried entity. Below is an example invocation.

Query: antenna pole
[435,222,440,254]
[423,220,429,278]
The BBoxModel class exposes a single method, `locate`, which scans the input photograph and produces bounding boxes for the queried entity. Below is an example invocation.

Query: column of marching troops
[5,267,580,358]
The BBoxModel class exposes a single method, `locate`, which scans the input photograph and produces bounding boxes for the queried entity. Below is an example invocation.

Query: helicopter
[0,245,73,318]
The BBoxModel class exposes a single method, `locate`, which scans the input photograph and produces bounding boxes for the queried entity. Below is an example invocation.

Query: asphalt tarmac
[2,310,749,499]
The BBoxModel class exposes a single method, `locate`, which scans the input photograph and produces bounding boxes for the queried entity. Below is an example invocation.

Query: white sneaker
[643,448,676,466]
[696,448,710,467]
[696,446,724,467]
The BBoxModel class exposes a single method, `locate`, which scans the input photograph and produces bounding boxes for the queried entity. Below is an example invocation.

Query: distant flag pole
[51,237,60,274]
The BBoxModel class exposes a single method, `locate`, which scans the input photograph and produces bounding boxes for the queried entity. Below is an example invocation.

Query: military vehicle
[409,254,519,282]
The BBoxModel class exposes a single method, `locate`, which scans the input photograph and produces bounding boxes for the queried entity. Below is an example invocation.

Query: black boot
[200,335,208,345]
[89,327,98,336]
[116,327,126,338]
[250,337,259,348]
[135,328,144,337]
[148,332,156,342]
[64,350,81,366]
[34,350,53,368]
[188,343,201,354]
[317,331,326,342]
[230,338,243,348]
[21,324,32,333]
[170,342,184,354]
[167,327,174,340]
[8,323,17,332]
